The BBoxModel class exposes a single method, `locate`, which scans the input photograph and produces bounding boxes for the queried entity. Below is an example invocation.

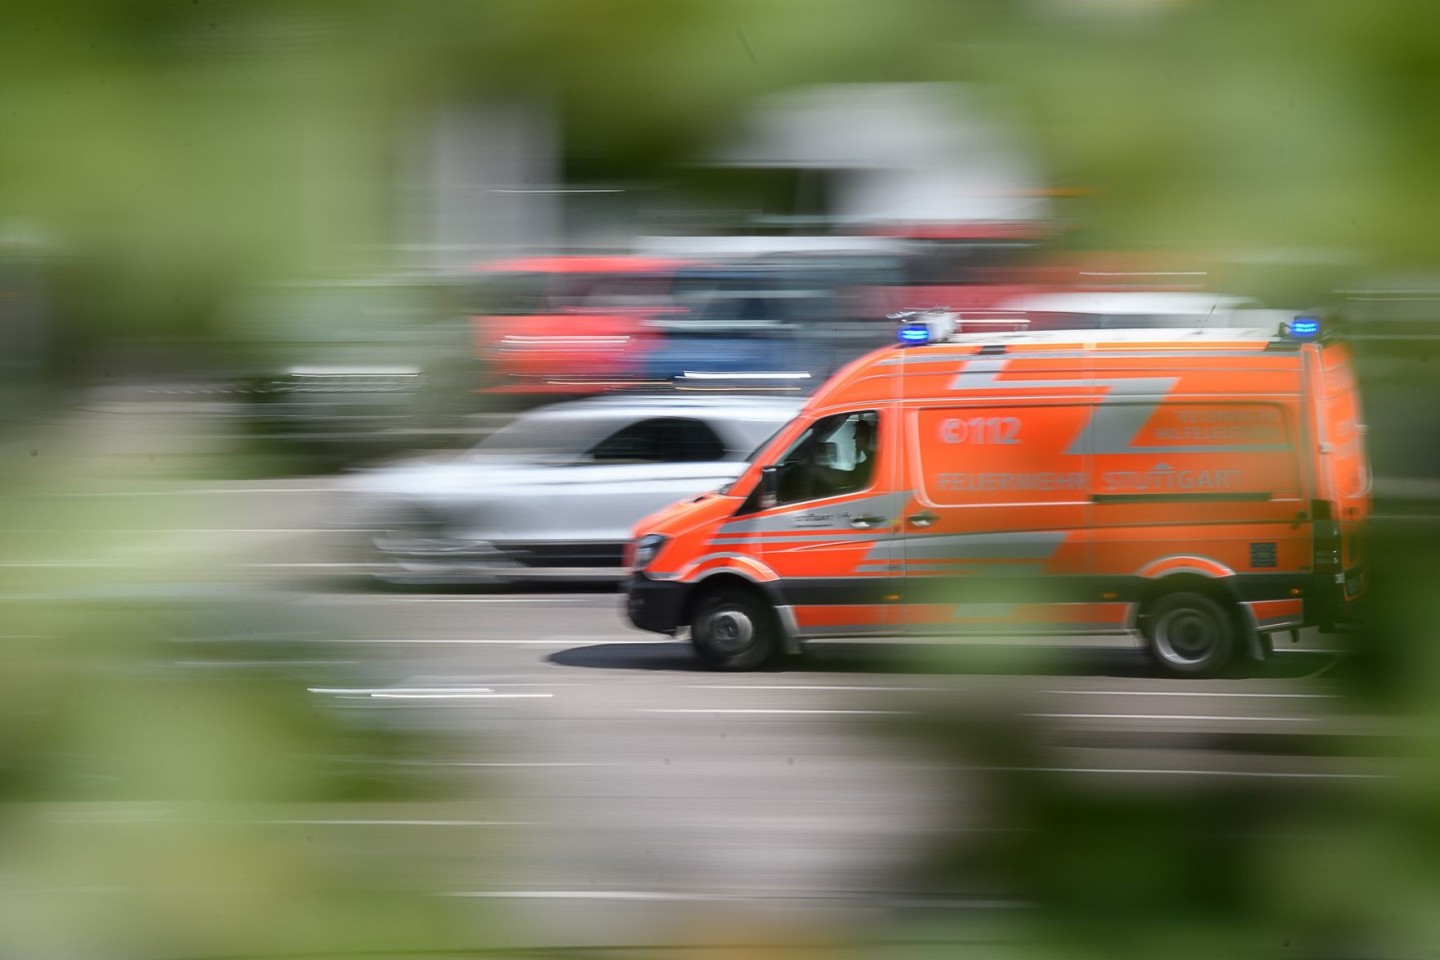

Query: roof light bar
[892,308,958,346]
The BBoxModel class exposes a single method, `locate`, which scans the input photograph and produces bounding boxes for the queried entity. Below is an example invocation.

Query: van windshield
[744,421,793,463]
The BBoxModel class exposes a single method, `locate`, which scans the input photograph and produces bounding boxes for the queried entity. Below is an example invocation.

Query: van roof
[929,326,1283,349]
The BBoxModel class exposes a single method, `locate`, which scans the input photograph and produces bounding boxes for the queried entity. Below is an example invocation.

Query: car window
[773,410,879,504]
[588,417,726,463]
[473,415,606,456]
[743,422,791,463]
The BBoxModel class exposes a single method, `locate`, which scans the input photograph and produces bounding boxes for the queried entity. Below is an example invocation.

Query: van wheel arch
[1137,575,1249,678]
[1138,573,1239,612]
[681,573,779,629]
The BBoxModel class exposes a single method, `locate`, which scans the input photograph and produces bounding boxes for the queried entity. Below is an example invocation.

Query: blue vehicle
[640,259,897,393]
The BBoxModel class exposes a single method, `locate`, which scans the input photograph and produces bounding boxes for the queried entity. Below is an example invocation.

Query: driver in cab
[777,413,876,502]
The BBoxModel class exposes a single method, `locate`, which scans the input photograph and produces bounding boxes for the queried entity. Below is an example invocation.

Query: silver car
[343,394,802,583]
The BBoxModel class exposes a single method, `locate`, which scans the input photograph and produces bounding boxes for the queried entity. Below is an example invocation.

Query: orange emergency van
[623,313,1370,676]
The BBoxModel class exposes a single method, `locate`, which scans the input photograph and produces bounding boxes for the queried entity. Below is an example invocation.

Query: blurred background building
[708,82,1049,227]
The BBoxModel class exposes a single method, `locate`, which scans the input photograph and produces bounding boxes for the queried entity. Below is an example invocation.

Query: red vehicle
[866,221,1064,313]
[470,256,689,394]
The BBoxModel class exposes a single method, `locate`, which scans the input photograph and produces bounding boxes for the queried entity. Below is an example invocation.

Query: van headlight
[632,534,668,571]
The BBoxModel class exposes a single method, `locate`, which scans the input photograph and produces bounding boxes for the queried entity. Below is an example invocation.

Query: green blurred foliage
[0,595,486,957]
[0,419,491,957]
[8,3,1440,956]
[10,0,1440,358]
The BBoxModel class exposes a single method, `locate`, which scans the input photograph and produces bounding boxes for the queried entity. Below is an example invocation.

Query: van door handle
[907,511,939,527]
[850,515,888,529]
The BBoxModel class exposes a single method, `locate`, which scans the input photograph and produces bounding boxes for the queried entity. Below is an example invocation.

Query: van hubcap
[1157,610,1216,663]
[710,609,754,653]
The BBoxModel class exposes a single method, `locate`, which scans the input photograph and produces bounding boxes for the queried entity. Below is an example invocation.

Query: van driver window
[774,410,879,504]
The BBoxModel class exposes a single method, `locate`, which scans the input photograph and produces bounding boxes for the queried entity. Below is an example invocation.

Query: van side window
[773,410,879,504]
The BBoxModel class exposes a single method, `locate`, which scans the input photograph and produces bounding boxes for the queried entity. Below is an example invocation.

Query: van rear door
[1313,341,1371,611]
[1087,356,1310,634]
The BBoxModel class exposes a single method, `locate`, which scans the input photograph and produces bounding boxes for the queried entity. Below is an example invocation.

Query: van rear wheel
[1142,591,1237,678]
[691,586,777,671]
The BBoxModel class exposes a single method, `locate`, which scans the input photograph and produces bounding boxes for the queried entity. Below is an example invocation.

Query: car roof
[518,394,805,421]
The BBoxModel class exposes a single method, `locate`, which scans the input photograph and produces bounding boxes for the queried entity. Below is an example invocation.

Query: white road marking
[401,678,582,687]
[370,692,553,700]
[309,686,553,700]
[311,685,489,694]
[404,676,581,684]
[541,634,664,642]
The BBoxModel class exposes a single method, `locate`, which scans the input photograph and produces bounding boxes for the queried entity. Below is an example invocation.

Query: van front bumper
[625,574,687,635]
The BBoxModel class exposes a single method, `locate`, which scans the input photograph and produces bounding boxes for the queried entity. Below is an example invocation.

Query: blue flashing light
[898,323,931,345]
[1288,316,1321,339]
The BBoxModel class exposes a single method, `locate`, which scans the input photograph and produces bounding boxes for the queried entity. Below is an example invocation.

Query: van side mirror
[759,466,779,511]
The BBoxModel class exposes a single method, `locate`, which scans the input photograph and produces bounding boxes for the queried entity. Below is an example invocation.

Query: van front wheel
[691,586,777,671]
[1142,591,1237,678]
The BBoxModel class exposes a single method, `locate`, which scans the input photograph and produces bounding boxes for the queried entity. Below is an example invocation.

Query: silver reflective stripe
[857,561,1049,576]
[946,357,1180,455]
[862,531,1066,566]
[717,491,908,535]
[712,531,890,542]
[662,551,768,574]
[879,353,977,366]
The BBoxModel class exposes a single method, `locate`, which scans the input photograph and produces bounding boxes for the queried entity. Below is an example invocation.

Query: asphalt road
[276,585,1387,950]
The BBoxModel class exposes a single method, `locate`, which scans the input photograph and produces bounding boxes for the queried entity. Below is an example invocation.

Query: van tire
[691,586,778,671]
[1141,591,1238,678]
